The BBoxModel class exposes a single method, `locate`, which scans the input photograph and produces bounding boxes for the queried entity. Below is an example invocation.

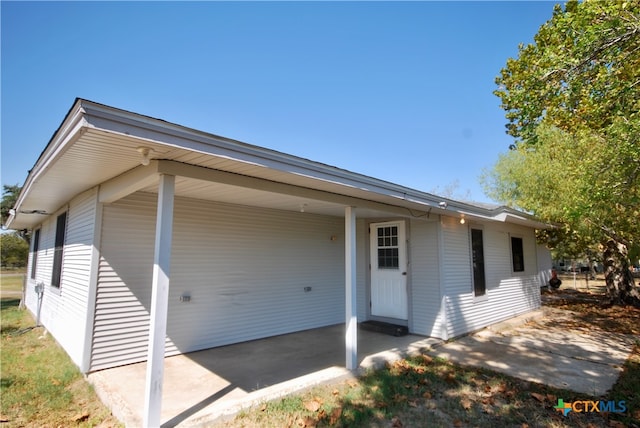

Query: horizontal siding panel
[24,189,99,368]
[92,192,346,371]
[409,219,442,337]
[442,218,541,338]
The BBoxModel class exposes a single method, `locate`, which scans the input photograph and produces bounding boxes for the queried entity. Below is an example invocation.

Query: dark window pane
[31,229,40,279]
[378,248,399,269]
[471,229,486,296]
[52,212,67,288]
[511,237,524,272]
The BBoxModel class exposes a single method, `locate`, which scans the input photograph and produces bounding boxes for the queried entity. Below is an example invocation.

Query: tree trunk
[602,239,640,306]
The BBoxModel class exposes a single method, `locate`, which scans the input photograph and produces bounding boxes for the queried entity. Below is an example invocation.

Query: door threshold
[360,320,409,337]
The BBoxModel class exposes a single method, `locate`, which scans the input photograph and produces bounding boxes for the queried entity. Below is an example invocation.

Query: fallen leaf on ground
[393,393,408,403]
[329,407,342,425]
[303,398,322,412]
[297,416,316,427]
[73,412,90,422]
[317,409,326,421]
[461,397,473,410]
[531,392,546,402]
[391,416,403,427]
[423,391,432,399]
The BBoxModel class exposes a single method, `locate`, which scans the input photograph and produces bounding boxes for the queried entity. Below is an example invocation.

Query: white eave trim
[6,100,89,229]
[493,211,550,229]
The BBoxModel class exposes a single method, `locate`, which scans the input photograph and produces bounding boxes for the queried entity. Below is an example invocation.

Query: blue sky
[1,1,556,204]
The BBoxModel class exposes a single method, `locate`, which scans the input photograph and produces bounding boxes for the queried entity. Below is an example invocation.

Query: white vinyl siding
[91,192,346,371]
[440,216,540,338]
[24,188,99,368]
[356,219,368,321]
[409,219,443,337]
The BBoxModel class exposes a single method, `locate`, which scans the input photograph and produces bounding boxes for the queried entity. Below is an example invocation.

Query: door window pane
[377,226,399,269]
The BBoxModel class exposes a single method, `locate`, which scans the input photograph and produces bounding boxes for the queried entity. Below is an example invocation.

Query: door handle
[402,272,407,276]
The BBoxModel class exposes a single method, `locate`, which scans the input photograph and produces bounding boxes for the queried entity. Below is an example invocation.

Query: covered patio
[11,100,549,427]
[88,324,441,427]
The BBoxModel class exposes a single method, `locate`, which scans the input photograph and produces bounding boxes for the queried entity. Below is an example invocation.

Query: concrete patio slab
[428,307,636,396]
[88,324,440,427]
[89,307,636,427]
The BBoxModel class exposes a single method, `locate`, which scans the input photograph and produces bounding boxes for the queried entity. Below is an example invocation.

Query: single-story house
[7,99,551,426]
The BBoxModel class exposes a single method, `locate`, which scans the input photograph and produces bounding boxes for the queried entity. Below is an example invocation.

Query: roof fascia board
[7,100,88,229]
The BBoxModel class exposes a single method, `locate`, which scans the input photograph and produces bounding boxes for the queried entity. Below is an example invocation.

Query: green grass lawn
[0,295,121,427]
[0,272,24,295]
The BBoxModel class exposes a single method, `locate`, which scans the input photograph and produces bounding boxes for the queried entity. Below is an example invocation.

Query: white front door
[370,221,408,320]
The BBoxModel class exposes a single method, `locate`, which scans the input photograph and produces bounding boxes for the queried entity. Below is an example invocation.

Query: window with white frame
[511,236,525,272]
[30,229,41,280]
[471,228,486,297]
[51,212,67,288]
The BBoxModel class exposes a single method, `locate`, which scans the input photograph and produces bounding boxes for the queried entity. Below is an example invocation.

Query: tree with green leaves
[0,232,29,268]
[485,0,640,305]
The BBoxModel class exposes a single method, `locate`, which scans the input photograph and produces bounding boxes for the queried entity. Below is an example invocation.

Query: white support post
[143,174,175,428]
[345,206,357,370]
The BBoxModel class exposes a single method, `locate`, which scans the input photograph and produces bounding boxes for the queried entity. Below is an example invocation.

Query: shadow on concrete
[429,307,636,397]
[89,324,440,427]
